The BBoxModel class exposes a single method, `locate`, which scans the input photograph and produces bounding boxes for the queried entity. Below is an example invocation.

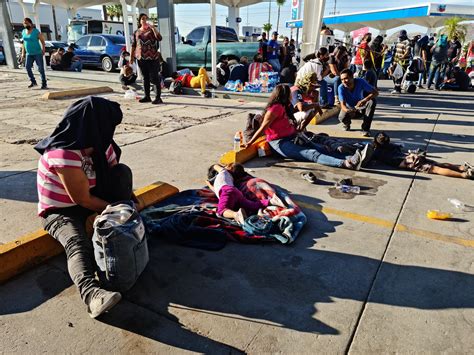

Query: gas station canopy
[323,2,474,33]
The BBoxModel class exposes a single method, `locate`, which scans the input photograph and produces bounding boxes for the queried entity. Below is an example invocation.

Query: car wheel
[101,56,114,72]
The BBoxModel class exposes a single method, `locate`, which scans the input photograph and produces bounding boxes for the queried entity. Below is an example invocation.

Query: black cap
[272,31,278,36]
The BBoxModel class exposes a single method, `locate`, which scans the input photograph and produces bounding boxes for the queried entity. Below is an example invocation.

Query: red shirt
[355,41,368,65]
[265,104,297,141]
[176,73,193,87]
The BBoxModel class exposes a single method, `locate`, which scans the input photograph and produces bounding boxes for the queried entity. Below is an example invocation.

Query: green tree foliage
[263,23,272,35]
[441,17,467,43]
[106,5,123,21]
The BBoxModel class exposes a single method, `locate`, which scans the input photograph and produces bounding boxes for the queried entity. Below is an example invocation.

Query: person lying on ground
[61,45,83,72]
[372,132,474,179]
[35,96,138,319]
[119,64,138,91]
[206,163,279,224]
[439,66,470,91]
[171,68,217,97]
[50,47,64,70]
[243,84,373,170]
[338,68,378,137]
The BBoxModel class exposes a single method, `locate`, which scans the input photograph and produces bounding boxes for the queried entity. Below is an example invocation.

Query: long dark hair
[23,17,33,25]
[263,84,295,124]
[138,13,148,28]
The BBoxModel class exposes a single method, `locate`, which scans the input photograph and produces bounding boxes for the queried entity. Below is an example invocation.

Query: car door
[88,36,106,66]
[177,27,206,70]
[74,36,91,64]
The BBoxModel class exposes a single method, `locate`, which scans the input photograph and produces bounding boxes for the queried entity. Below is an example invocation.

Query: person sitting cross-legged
[338,68,378,137]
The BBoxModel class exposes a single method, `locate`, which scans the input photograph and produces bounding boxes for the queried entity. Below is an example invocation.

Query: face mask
[125,56,130,61]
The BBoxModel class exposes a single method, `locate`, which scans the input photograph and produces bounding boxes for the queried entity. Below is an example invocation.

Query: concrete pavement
[0,68,473,353]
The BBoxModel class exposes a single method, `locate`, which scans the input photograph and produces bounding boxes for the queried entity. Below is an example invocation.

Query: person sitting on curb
[439,66,470,91]
[244,84,373,171]
[338,68,378,137]
[35,96,138,318]
[171,68,217,97]
[61,45,83,72]
[50,47,64,71]
[372,132,474,179]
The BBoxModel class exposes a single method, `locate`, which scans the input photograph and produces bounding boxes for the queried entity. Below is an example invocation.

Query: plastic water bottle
[447,198,467,210]
[211,88,216,98]
[335,184,360,194]
[233,132,241,151]
[400,103,412,108]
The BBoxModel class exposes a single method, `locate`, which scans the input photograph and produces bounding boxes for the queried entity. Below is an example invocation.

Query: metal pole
[120,0,131,51]
[0,0,18,69]
[210,0,217,85]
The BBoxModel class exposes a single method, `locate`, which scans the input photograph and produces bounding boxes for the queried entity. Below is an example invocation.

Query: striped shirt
[37,145,116,216]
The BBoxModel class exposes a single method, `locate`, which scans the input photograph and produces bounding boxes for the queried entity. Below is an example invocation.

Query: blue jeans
[427,61,445,89]
[268,58,281,72]
[318,79,328,106]
[25,54,46,85]
[69,61,83,72]
[324,75,341,99]
[268,136,345,168]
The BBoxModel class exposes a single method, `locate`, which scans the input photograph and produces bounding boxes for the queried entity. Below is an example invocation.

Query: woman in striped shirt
[35,96,134,318]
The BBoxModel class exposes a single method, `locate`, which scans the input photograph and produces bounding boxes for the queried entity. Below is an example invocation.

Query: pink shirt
[265,104,297,141]
[37,145,116,216]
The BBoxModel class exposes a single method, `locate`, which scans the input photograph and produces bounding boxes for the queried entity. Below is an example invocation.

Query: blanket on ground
[141,177,306,250]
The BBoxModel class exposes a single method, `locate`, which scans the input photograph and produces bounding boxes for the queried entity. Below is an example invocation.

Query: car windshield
[105,35,125,44]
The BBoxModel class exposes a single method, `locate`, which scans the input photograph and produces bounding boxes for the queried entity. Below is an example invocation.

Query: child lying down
[206,163,283,224]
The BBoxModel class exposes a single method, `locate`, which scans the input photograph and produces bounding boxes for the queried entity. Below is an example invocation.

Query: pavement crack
[345,114,442,354]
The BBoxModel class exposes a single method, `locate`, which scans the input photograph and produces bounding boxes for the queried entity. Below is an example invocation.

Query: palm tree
[263,23,272,36]
[106,5,123,21]
[276,0,286,34]
[441,17,467,42]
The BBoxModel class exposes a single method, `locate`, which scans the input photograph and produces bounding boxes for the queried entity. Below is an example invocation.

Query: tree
[441,17,467,42]
[275,0,286,34]
[106,5,123,21]
[263,23,272,35]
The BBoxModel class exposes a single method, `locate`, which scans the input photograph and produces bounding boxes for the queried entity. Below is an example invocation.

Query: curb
[42,86,114,100]
[310,105,341,125]
[0,181,179,284]
[219,136,266,165]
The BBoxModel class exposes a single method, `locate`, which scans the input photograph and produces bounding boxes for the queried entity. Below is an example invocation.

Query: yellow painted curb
[42,86,114,100]
[219,136,266,165]
[0,181,179,284]
[310,105,341,125]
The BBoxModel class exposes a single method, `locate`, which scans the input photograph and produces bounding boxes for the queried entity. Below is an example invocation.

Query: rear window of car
[217,27,238,42]
[105,36,125,44]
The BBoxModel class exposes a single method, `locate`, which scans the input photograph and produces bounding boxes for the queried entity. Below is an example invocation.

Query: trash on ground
[426,210,453,220]
[334,184,360,194]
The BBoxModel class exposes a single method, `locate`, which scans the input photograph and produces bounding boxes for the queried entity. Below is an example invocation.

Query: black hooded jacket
[35,96,123,201]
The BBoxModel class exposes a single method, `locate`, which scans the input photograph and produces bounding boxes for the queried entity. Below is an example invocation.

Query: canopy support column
[0,0,18,69]
[131,0,138,33]
[301,0,326,58]
[120,0,131,51]
[210,0,217,86]
[228,6,240,35]
[157,0,176,74]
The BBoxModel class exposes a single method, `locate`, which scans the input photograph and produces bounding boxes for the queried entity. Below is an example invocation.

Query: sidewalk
[1,68,473,353]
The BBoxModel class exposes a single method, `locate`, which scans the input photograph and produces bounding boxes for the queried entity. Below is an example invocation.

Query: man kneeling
[338,68,378,137]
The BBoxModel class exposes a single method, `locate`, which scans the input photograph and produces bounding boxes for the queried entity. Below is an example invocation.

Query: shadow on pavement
[0,170,38,203]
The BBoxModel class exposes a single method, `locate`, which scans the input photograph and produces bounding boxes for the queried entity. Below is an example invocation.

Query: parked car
[176,26,259,71]
[72,34,126,72]
[45,41,68,65]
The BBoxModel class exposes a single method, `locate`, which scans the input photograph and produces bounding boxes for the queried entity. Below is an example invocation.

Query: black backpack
[244,113,263,143]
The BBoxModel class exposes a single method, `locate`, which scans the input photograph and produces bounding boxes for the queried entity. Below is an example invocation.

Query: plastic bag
[124,89,137,100]
[392,63,404,80]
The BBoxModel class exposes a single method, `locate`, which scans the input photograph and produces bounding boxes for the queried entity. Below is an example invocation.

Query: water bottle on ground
[447,198,474,211]
[335,184,360,194]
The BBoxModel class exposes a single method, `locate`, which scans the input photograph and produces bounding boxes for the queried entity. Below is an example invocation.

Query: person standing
[258,32,268,62]
[446,36,462,77]
[353,33,372,76]
[413,35,429,88]
[279,37,293,70]
[21,17,47,89]
[131,13,163,104]
[267,31,281,72]
[391,30,412,94]
[427,34,449,90]
[370,35,387,78]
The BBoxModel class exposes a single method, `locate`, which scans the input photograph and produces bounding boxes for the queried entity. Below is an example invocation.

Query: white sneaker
[87,289,122,319]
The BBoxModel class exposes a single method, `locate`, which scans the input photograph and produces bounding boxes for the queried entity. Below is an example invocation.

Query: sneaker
[463,162,474,170]
[40,83,48,90]
[152,97,164,104]
[361,131,371,137]
[87,289,122,319]
[139,96,152,103]
[390,89,400,94]
[28,82,37,88]
[359,143,374,167]
[122,85,129,91]
[342,125,351,131]
[235,208,247,225]
[346,150,362,170]
[417,85,424,89]
[466,168,474,180]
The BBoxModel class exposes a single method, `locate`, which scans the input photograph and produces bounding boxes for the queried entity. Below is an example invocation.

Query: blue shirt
[338,78,374,108]
[22,28,43,56]
[267,39,279,60]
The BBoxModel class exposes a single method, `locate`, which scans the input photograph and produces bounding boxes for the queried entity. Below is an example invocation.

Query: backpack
[437,35,448,48]
[92,201,149,292]
[169,80,183,95]
[244,112,263,143]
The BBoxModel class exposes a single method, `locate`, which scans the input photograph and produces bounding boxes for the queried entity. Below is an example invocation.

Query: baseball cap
[272,31,278,36]
[399,29,407,37]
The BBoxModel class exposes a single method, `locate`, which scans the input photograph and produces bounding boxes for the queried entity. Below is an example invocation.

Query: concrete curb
[42,86,114,100]
[310,105,341,125]
[0,181,179,284]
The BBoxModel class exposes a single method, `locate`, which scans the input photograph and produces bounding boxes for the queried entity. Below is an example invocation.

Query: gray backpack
[93,202,149,292]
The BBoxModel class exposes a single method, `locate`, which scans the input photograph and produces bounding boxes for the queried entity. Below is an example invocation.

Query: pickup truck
[176,26,259,71]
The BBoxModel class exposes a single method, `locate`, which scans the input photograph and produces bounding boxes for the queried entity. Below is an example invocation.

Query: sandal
[301,172,318,184]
